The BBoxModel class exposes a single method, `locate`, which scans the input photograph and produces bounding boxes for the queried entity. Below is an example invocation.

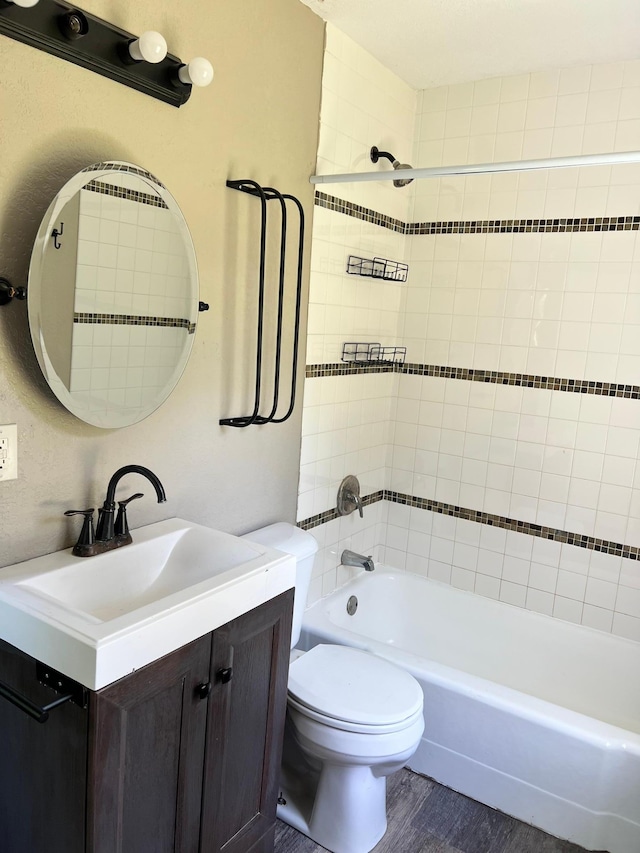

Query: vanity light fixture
[0,0,213,106]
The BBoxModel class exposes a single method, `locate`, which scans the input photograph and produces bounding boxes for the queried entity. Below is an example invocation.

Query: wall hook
[0,277,27,306]
[51,222,64,249]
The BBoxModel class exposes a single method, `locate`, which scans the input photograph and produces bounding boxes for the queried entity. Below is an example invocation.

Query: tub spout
[341,549,375,572]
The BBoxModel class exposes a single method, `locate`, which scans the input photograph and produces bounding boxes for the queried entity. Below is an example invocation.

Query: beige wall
[0,0,324,567]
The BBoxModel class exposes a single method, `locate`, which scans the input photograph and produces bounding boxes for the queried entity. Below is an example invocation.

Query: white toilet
[243,522,424,853]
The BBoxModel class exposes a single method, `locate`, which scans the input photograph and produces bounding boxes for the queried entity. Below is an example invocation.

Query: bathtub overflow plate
[346,595,358,616]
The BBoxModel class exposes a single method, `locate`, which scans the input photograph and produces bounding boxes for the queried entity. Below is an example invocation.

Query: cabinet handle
[196,682,212,700]
[217,667,233,684]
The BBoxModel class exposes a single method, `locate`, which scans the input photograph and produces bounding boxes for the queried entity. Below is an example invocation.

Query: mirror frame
[27,161,200,428]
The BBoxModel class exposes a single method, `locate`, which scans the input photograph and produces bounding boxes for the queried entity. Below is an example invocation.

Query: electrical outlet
[0,424,18,481]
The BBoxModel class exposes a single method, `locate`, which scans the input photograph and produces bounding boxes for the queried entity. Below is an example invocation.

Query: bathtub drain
[346,595,358,616]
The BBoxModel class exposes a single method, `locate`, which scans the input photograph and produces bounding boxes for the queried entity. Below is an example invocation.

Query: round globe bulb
[178,57,214,87]
[11,0,40,7]
[129,30,167,64]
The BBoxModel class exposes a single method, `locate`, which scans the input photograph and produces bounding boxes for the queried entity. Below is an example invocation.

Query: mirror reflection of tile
[69,183,194,411]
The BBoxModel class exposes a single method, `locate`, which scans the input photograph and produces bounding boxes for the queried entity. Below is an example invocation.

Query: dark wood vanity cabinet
[0,590,293,853]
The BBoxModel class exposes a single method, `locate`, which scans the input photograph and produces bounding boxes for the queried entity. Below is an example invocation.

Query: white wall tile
[300,47,640,641]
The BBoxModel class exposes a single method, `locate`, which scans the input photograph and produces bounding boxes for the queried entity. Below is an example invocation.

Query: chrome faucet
[341,549,375,572]
[66,465,166,557]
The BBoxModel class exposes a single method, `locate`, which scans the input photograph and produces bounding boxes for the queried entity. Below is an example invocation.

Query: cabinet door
[0,640,88,853]
[87,635,212,853]
[201,590,293,853]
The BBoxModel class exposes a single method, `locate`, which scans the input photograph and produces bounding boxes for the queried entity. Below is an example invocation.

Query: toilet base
[277,760,387,853]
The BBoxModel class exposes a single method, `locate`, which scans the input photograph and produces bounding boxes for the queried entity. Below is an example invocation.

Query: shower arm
[370,146,396,165]
[310,149,640,184]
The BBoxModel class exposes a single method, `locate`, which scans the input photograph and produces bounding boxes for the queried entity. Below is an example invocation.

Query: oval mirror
[27,161,199,428]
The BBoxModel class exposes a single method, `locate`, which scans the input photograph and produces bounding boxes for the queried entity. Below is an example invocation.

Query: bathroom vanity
[0,519,296,853]
[0,593,292,853]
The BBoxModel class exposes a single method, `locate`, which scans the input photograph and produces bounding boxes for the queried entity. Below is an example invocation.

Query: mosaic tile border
[74,312,196,334]
[81,162,166,189]
[315,191,640,236]
[306,361,640,399]
[298,491,385,531]
[405,216,640,235]
[84,179,168,209]
[315,191,405,233]
[299,490,640,561]
[306,362,395,378]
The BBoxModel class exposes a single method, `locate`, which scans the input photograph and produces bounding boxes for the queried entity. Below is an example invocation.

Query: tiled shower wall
[300,26,640,641]
[389,62,640,641]
[299,23,415,604]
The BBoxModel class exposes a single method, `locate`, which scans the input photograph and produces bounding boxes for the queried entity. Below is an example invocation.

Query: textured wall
[0,0,324,566]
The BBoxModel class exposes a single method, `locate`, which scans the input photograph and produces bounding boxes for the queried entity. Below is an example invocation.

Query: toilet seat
[288,694,424,735]
[288,644,423,734]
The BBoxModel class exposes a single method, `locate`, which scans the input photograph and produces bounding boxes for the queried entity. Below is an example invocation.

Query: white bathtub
[299,569,640,853]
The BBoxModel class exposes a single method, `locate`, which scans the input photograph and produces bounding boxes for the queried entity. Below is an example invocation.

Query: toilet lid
[288,645,423,727]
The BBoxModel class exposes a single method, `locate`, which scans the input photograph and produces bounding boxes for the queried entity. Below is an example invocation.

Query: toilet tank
[242,522,318,649]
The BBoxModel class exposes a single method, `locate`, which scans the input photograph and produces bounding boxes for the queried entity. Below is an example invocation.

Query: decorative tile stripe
[299,490,640,561]
[314,191,405,233]
[298,491,384,531]
[314,191,640,236]
[401,364,640,397]
[74,312,196,334]
[405,216,640,235]
[306,362,395,378]
[81,162,166,189]
[84,179,168,209]
[306,361,640,399]
[384,491,640,560]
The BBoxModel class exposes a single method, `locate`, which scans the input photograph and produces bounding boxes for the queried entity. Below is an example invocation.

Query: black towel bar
[220,179,305,427]
[0,679,73,724]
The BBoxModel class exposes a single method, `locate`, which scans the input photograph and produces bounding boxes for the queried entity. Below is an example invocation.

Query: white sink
[0,518,295,690]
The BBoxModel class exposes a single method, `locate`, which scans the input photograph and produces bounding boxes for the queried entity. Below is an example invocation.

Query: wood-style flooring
[274,768,598,853]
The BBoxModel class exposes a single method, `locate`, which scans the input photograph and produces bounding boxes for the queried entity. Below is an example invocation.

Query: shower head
[370,145,414,188]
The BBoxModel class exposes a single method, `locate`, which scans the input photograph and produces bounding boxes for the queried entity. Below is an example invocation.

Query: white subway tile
[581,604,613,632]
[585,577,618,610]
[526,588,555,615]
[500,581,527,607]
[553,595,583,623]
[475,573,501,600]
[611,612,640,641]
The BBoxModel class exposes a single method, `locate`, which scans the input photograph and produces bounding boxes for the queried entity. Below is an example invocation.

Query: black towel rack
[220,180,305,427]
[0,663,88,724]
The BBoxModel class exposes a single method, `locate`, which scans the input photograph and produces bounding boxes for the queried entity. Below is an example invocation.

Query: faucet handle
[64,508,95,550]
[345,491,364,518]
[114,493,144,537]
[118,492,144,508]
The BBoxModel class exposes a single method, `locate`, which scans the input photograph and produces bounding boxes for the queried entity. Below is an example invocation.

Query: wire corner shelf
[341,342,406,365]
[346,255,408,282]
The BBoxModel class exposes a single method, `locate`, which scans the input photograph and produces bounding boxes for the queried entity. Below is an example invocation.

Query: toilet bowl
[243,522,424,853]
